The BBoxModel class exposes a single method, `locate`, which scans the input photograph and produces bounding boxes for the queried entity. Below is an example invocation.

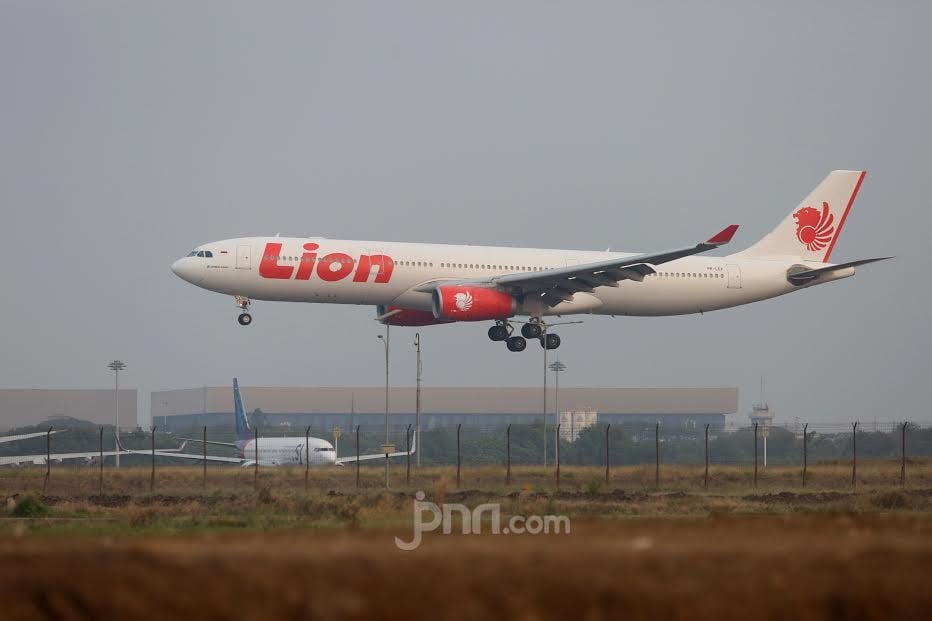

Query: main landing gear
[235,296,252,326]
[488,319,561,352]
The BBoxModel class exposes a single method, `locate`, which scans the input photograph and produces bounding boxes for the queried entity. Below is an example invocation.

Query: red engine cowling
[431,286,516,321]
[377,305,452,326]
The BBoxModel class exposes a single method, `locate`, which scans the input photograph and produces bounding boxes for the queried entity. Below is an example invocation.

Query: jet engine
[431,286,516,321]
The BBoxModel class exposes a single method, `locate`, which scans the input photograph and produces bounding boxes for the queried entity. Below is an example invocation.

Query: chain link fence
[1,420,928,491]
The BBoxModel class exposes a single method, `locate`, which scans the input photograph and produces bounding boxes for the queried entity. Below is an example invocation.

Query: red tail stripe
[822,171,866,262]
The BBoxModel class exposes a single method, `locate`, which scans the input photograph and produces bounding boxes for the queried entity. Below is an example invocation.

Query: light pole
[377,327,390,443]
[542,327,548,467]
[107,360,126,467]
[550,360,566,444]
[414,332,422,467]
[377,326,390,488]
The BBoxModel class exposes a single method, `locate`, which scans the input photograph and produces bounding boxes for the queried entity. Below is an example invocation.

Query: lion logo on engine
[454,291,474,312]
[793,202,835,252]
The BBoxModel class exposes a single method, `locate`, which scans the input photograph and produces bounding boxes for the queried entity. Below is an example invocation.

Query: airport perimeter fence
[2,420,930,492]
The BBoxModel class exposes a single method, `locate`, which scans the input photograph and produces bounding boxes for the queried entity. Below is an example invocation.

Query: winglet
[706,225,739,245]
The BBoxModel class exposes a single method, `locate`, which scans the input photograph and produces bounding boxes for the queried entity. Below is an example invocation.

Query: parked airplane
[172,170,888,351]
[121,379,414,467]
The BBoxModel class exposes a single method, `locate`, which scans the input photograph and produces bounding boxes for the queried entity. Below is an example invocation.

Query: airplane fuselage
[238,435,337,466]
[172,236,850,318]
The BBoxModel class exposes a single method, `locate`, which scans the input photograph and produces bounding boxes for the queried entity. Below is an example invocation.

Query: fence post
[901,422,907,486]
[305,426,311,492]
[355,425,360,489]
[704,424,709,490]
[802,423,808,488]
[202,426,207,489]
[655,423,660,488]
[99,427,104,494]
[605,424,611,485]
[406,424,412,487]
[150,425,156,492]
[753,423,759,488]
[506,424,511,485]
[254,426,259,490]
[556,424,561,490]
[43,426,52,493]
[456,423,461,488]
[851,421,858,487]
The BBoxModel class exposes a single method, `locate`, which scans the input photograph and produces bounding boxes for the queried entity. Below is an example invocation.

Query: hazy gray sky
[2,2,929,425]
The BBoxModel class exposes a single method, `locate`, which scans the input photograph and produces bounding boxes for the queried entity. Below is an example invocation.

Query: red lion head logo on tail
[793,202,835,251]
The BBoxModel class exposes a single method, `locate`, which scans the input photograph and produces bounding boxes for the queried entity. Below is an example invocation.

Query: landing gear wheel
[234,296,252,325]
[488,325,509,341]
[541,333,561,349]
[521,322,542,339]
[506,336,527,352]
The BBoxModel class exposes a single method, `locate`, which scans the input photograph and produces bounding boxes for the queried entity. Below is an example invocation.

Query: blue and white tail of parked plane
[233,377,252,452]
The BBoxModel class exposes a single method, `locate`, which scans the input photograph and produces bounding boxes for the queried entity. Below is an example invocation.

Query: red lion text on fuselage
[258,242,395,284]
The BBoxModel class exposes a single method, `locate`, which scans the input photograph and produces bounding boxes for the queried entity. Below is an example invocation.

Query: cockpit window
[187,251,198,257]
[203,250,213,258]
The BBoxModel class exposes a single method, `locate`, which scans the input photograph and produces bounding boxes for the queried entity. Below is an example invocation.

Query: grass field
[2,461,931,619]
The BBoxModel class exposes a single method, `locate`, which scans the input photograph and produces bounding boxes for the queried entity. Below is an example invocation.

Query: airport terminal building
[150,386,738,432]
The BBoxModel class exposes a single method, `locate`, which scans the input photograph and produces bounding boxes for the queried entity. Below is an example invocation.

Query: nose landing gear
[235,296,252,326]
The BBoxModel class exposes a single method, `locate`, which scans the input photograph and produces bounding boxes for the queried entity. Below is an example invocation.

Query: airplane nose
[171,258,203,284]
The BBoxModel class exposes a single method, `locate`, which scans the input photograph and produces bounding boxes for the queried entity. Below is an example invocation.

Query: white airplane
[121,378,415,467]
[172,170,889,351]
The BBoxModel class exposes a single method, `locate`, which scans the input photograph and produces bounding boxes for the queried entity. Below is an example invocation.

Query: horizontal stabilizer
[787,257,893,285]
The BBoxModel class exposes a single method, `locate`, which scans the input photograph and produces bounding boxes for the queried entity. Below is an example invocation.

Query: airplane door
[236,245,252,269]
[726,264,742,289]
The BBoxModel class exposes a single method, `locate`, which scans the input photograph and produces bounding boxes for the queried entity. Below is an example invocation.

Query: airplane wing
[335,432,416,465]
[414,225,739,307]
[118,447,246,464]
[0,430,63,444]
[176,437,238,448]
[0,451,119,466]
[0,440,191,466]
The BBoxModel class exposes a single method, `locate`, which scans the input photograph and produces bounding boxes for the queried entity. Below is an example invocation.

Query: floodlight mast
[107,360,127,468]
[414,332,422,467]
[550,360,566,444]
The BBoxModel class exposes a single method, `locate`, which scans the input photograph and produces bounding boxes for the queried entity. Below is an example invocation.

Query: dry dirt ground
[1,464,931,620]
[1,515,931,620]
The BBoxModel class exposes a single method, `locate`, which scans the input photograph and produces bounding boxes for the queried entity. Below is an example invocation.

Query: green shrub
[12,494,50,518]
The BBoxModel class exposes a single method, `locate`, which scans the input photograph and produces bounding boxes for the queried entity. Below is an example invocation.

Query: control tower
[748,379,775,467]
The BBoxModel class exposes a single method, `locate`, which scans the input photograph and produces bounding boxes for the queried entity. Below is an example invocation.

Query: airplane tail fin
[738,170,866,263]
[233,378,251,442]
